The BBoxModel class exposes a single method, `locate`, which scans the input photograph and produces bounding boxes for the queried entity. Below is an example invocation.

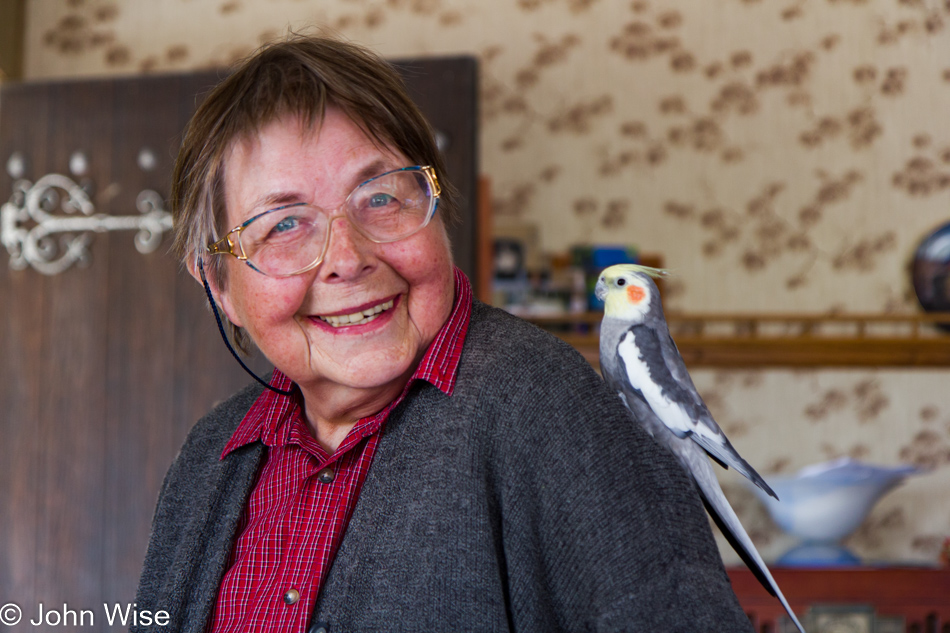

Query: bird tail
[689,455,807,633]
[691,431,779,500]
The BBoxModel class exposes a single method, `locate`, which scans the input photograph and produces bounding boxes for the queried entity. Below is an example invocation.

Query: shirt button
[316,467,335,484]
[309,625,328,633]
[283,588,300,605]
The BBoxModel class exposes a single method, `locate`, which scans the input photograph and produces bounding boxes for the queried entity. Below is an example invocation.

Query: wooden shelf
[525,312,950,368]
[728,567,950,632]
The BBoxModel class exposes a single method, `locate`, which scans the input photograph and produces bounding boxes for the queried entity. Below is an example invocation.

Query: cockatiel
[595,264,806,633]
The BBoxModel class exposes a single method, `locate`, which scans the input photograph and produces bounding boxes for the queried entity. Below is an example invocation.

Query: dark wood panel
[0,80,50,609]
[0,72,254,628]
[729,567,950,631]
[34,79,113,610]
[102,74,187,606]
[394,56,479,293]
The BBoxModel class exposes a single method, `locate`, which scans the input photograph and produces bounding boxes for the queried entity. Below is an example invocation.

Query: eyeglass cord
[197,258,294,397]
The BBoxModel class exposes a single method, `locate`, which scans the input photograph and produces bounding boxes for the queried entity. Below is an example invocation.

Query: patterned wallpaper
[13,0,950,565]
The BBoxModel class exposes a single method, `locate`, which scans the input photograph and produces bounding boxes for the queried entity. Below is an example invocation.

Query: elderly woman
[133,36,752,633]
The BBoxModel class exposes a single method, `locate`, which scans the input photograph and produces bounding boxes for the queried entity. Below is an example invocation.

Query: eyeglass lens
[241,168,434,276]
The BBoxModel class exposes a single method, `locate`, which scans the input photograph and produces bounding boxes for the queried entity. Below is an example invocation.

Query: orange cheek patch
[627,285,645,303]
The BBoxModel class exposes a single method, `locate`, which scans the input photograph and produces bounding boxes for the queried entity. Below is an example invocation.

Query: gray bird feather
[597,268,806,633]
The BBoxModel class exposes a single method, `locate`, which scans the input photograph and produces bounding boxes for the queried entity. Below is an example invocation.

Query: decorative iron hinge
[1,173,173,275]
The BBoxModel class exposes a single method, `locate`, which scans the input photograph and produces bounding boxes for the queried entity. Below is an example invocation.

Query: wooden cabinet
[728,567,950,632]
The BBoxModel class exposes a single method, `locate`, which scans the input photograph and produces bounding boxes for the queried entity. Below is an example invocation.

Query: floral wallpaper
[13,0,950,566]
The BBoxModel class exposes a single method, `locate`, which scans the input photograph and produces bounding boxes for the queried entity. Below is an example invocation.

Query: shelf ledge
[524,312,950,368]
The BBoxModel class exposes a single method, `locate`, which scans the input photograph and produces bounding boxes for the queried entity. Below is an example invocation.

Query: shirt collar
[221,267,473,458]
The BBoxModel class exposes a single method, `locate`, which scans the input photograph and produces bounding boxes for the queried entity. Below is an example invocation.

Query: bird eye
[616,278,626,286]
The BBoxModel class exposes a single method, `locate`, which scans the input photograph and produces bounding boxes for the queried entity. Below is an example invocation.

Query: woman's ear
[186,253,203,285]
[189,255,244,328]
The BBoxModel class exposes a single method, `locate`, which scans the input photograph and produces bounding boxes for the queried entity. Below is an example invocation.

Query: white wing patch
[617,332,695,436]
[618,331,731,452]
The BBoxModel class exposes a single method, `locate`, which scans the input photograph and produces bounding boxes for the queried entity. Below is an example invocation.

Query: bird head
[595,264,667,321]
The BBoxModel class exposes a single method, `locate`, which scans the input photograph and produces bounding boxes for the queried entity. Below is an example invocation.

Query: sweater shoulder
[465,300,598,381]
[457,301,627,430]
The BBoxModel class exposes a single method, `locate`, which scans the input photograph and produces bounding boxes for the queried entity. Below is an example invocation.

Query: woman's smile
[310,295,399,330]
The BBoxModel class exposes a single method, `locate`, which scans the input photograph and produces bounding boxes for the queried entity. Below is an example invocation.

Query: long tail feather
[689,455,806,633]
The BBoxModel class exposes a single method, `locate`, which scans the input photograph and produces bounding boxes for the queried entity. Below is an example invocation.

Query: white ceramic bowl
[747,458,923,565]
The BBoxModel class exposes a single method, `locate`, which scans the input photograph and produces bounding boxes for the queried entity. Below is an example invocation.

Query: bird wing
[616,325,777,499]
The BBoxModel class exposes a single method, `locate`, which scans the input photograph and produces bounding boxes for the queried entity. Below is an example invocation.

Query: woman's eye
[271,216,300,233]
[368,193,396,208]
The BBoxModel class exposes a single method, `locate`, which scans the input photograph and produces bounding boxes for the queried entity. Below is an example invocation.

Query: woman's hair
[172,33,456,351]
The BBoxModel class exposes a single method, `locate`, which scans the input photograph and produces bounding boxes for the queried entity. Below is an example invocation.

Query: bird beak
[594,277,607,302]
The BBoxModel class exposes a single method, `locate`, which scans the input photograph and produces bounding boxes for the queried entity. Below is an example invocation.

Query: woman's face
[212,107,454,402]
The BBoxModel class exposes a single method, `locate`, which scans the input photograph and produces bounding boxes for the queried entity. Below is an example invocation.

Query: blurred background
[1,0,949,622]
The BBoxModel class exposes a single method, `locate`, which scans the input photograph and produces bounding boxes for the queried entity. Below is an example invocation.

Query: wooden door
[0,59,477,630]
[395,56,479,281]
[0,70,257,627]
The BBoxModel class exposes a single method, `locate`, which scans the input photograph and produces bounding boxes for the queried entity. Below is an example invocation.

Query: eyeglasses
[207,165,441,277]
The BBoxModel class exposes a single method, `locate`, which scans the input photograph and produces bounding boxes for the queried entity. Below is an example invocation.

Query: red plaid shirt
[209,269,472,633]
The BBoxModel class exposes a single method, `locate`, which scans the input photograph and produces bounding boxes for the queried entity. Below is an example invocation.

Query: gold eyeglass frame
[206,165,441,277]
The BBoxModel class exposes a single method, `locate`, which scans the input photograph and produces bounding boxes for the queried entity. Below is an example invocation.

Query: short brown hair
[172,34,456,351]
[173,33,456,281]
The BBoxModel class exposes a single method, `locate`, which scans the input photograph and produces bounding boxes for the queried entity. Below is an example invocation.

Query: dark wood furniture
[728,567,950,633]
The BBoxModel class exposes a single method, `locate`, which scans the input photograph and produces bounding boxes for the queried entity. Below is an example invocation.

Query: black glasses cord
[197,258,294,397]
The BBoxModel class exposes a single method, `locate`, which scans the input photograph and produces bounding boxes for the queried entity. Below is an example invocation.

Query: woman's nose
[317,214,376,281]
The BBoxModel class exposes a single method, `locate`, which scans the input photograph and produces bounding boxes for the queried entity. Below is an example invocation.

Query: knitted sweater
[132,301,753,632]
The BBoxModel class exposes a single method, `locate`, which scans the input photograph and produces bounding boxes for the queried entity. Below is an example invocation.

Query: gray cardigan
[133,301,752,632]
